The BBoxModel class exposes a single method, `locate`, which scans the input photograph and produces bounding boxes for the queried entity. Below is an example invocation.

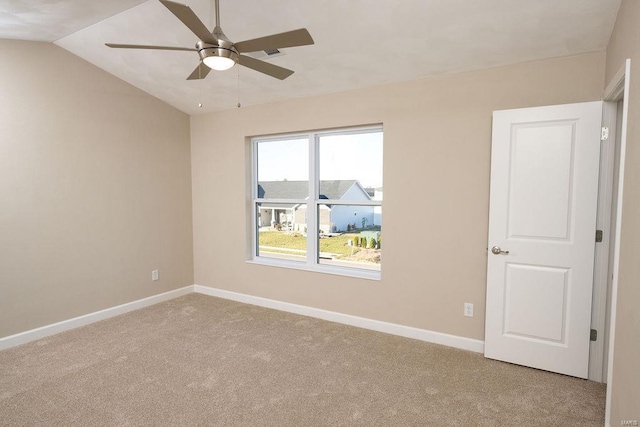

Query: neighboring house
[373,188,383,226]
[257,180,377,233]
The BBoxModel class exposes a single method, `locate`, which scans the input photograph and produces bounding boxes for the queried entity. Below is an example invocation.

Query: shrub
[368,237,376,249]
[361,237,367,247]
[377,236,381,249]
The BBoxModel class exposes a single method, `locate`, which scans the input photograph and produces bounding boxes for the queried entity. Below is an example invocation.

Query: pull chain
[237,64,241,108]
[198,63,203,108]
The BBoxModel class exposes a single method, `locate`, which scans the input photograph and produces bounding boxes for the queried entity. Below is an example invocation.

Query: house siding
[331,183,377,232]
[330,205,374,232]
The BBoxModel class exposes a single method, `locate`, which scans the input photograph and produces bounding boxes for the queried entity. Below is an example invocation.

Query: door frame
[589,100,618,382]
[599,58,631,421]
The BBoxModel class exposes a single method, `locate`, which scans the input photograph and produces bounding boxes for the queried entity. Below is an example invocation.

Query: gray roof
[258,180,309,200]
[257,180,366,208]
[319,180,361,200]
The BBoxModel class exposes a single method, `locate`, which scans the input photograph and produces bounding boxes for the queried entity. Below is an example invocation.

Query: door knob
[491,246,509,255]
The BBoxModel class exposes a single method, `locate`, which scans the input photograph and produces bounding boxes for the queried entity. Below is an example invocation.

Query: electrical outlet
[464,303,474,317]
[152,270,159,281]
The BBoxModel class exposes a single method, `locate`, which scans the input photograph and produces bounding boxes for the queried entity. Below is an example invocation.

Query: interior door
[484,101,602,379]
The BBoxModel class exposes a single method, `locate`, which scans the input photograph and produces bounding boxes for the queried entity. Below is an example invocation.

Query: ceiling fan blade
[105,43,196,51]
[187,62,212,80]
[239,55,294,80]
[159,0,216,44]
[235,28,314,53]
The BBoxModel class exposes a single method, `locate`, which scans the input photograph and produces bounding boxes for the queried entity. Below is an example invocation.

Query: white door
[484,101,602,379]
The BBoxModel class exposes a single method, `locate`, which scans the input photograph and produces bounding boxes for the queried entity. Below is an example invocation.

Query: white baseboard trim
[1,284,484,354]
[194,285,485,353]
[0,285,195,351]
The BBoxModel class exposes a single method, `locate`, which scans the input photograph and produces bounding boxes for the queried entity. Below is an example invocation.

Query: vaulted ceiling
[1,0,622,114]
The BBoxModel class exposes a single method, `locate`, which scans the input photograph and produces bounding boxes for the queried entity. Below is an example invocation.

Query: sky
[257,131,383,188]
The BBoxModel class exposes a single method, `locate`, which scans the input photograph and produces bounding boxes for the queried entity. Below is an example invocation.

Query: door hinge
[590,329,598,341]
[601,127,609,141]
[596,230,603,243]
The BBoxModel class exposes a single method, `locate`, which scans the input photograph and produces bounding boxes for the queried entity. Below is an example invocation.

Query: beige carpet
[0,293,605,426]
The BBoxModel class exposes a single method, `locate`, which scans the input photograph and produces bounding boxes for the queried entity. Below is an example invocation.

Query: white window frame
[248,125,382,280]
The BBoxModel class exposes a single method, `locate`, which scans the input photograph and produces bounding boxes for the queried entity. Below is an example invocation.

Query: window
[250,126,383,279]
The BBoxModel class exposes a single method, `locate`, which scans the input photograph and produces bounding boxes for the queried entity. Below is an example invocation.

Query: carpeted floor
[0,293,606,426]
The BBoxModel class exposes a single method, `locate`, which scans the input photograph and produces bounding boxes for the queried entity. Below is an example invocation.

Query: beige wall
[0,40,194,338]
[191,52,605,341]
[604,0,640,424]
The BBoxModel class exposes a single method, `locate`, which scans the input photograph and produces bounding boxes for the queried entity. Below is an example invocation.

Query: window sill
[246,257,381,281]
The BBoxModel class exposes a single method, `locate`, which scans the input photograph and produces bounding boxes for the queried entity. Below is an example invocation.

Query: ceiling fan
[105,0,314,80]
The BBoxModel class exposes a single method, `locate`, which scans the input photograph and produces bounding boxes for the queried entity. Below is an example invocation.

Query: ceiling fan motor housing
[196,39,239,64]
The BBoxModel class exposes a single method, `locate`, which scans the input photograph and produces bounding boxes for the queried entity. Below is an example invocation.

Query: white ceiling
[1,0,621,115]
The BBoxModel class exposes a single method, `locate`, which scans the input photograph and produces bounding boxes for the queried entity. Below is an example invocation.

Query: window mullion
[314,199,381,207]
[307,133,318,266]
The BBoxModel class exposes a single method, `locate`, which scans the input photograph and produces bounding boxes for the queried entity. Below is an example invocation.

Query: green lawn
[258,231,379,259]
[320,233,361,256]
[258,231,307,251]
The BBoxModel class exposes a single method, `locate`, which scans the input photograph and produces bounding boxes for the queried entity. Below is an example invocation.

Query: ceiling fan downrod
[214,0,220,28]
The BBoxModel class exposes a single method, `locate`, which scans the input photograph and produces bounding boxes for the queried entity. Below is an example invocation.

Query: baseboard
[0,285,195,351]
[194,285,485,353]
[1,284,485,354]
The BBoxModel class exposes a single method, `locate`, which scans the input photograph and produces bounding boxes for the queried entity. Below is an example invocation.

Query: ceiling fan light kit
[105,0,314,80]
[202,53,236,71]
[197,41,238,71]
